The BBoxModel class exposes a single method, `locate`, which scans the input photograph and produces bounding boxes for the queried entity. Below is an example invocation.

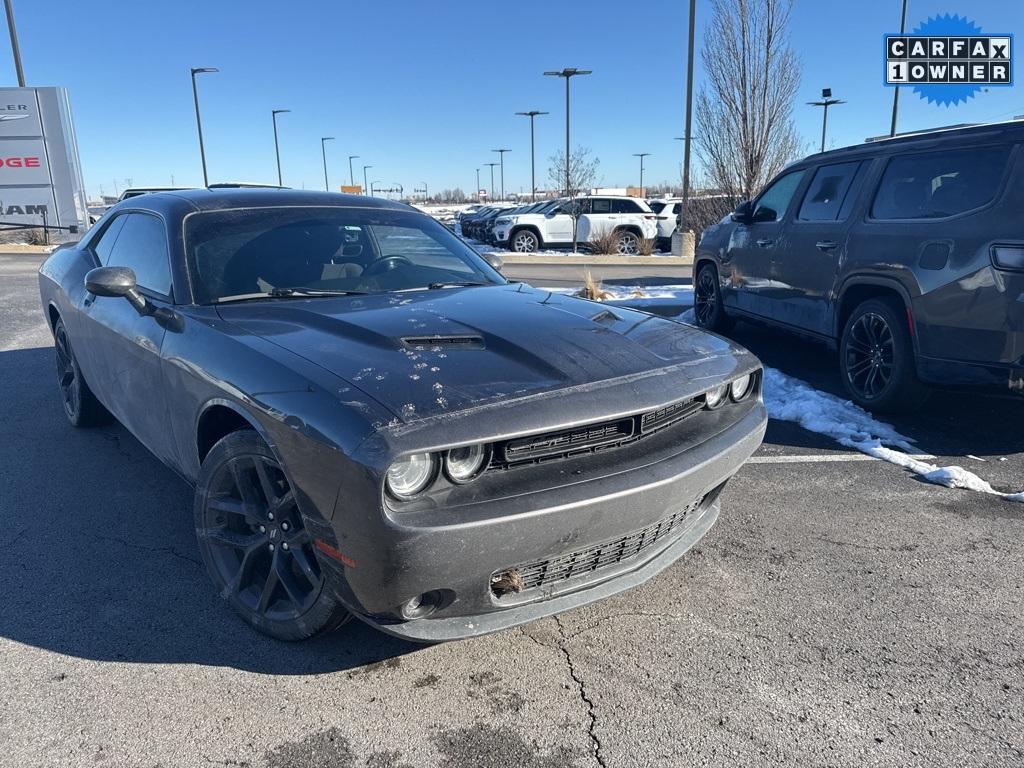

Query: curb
[0,245,56,254]
[488,253,693,266]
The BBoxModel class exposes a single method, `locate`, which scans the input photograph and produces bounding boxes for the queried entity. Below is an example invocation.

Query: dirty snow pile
[762,366,1024,503]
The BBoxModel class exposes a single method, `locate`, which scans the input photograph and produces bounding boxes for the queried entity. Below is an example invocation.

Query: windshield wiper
[426,281,490,290]
[214,287,369,303]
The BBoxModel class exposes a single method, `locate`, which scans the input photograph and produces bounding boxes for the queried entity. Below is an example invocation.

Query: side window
[798,162,862,221]
[648,201,666,214]
[106,213,172,296]
[92,215,128,265]
[611,199,641,214]
[870,145,1011,220]
[590,198,611,214]
[753,170,806,222]
[672,203,682,214]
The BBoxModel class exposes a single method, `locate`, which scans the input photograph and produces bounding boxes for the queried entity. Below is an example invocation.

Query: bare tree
[547,146,600,250]
[695,0,803,203]
[547,145,600,197]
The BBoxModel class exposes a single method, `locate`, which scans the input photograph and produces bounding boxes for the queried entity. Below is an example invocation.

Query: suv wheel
[511,229,539,253]
[839,297,929,412]
[693,263,735,332]
[616,230,641,256]
[53,318,111,427]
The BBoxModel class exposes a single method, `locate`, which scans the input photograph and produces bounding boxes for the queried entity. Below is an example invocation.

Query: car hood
[216,284,738,423]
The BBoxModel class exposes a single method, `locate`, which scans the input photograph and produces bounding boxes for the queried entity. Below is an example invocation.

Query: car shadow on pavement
[0,347,420,674]
[729,321,1024,459]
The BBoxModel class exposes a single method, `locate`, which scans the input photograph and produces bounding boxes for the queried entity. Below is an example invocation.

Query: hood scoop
[401,334,486,350]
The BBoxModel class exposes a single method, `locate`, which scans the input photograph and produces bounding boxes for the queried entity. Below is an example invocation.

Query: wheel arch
[46,302,61,332]
[509,224,542,243]
[195,399,268,465]
[835,277,920,354]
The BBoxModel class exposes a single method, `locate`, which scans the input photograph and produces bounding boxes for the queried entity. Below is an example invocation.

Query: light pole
[492,148,510,201]
[808,88,846,153]
[371,180,381,197]
[3,0,25,87]
[516,110,548,201]
[320,137,335,191]
[363,165,372,197]
[484,162,498,202]
[190,67,218,187]
[475,168,481,201]
[271,109,290,186]
[633,153,651,195]
[681,0,697,228]
[348,155,359,187]
[892,0,909,136]
[543,68,592,196]
[421,182,428,202]
[394,182,403,200]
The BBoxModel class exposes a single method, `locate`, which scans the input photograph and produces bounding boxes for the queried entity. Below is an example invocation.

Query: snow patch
[763,366,1024,503]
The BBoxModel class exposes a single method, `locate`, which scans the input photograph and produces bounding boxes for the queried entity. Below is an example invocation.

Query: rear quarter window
[870,145,1012,220]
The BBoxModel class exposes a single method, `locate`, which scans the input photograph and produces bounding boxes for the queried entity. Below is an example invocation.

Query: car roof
[797,118,1024,166]
[124,188,411,215]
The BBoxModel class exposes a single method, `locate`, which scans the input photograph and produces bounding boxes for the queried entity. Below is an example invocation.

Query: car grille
[493,395,705,468]
[491,495,707,596]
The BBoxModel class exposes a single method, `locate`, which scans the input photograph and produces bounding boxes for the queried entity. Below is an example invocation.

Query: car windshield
[185,206,504,303]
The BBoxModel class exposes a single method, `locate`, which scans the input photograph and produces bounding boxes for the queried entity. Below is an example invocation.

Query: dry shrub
[576,269,614,301]
[587,228,621,255]
[637,235,655,256]
[630,285,647,298]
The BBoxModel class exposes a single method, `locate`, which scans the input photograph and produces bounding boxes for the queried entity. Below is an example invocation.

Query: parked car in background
[648,198,681,251]
[693,120,1024,411]
[493,195,658,254]
[38,188,766,642]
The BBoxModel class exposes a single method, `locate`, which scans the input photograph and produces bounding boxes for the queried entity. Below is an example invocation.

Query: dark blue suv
[693,120,1024,411]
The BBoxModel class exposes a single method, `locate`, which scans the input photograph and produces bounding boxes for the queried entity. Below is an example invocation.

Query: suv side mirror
[85,266,151,316]
[483,252,504,271]
[731,200,754,224]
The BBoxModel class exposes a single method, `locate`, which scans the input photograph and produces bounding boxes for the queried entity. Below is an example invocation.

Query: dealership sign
[0,88,88,234]
[885,15,1014,106]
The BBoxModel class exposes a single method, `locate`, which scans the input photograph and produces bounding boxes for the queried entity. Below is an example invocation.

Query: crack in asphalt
[553,616,607,768]
[91,533,201,566]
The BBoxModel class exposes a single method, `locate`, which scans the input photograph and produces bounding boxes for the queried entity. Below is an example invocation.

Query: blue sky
[6,0,1021,199]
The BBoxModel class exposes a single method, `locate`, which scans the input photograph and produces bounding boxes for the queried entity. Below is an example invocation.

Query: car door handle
[756,239,774,248]
[815,240,838,251]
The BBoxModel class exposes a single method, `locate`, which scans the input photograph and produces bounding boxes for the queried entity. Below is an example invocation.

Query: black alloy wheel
[53,318,110,427]
[843,312,894,400]
[195,431,350,640]
[693,263,734,332]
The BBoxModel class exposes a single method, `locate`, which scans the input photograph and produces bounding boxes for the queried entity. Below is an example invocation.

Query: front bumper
[338,402,766,642]
[494,226,511,242]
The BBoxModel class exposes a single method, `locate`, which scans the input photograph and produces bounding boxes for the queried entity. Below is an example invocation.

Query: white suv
[647,198,682,250]
[493,195,657,254]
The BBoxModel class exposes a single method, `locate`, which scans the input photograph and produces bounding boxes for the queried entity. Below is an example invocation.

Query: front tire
[510,229,540,253]
[53,318,111,427]
[693,263,735,333]
[839,297,929,412]
[194,430,351,641]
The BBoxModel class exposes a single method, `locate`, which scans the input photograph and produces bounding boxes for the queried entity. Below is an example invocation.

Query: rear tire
[194,430,352,641]
[839,297,930,413]
[53,318,111,428]
[693,263,735,333]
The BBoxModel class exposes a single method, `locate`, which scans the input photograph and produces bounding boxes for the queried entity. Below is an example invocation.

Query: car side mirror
[85,266,151,316]
[731,200,754,224]
[483,252,504,271]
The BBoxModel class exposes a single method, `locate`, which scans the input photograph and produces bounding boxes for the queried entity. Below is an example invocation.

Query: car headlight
[386,453,436,498]
[444,444,488,483]
[704,384,729,409]
[730,373,753,401]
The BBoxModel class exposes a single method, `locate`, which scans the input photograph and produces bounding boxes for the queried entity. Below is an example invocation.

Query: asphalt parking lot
[2,251,1023,768]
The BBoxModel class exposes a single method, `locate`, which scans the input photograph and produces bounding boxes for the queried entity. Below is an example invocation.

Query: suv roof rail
[863,117,1024,144]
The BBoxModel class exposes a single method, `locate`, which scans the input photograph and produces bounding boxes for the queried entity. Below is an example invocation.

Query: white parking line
[749,453,934,464]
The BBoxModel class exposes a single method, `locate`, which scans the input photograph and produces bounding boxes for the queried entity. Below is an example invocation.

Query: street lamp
[393,182,404,200]
[484,162,499,202]
[543,67,592,195]
[516,110,548,201]
[363,164,372,197]
[808,88,846,153]
[633,153,651,194]
[348,155,359,187]
[492,148,510,201]
[420,182,428,202]
[271,109,290,186]
[190,67,218,187]
[475,168,481,201]
[680,0,697,230]
[890,0,909,136]
[370,180,381,197]
[320,137,334,191]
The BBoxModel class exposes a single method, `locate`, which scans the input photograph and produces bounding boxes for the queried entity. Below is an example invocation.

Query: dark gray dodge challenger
[38,189,766,642]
